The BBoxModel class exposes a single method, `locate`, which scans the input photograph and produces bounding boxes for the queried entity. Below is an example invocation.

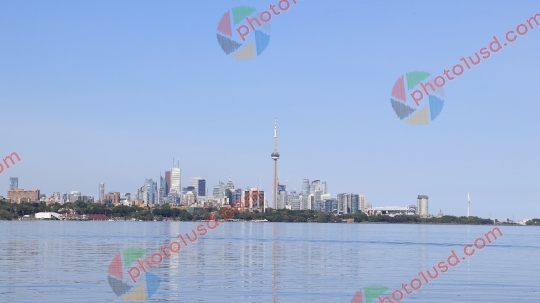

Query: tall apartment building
[359,195,369,213]
[417,195,429,217]
[99,183,105,202]
[351,194,360,213]
[336,193,347,214]
[9,177,18,190]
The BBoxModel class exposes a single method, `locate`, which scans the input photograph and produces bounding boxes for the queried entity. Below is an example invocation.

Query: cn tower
[271,118,280,210]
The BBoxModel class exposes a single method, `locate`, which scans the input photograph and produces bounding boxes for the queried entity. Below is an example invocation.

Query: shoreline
[8,219,530,226]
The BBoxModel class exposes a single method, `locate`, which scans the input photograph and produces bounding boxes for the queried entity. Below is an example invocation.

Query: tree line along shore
[1,200,538,225]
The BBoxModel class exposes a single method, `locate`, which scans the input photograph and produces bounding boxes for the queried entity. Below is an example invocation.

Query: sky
[0,0,538,220]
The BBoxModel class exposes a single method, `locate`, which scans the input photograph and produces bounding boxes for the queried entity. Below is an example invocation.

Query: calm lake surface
[0,221,538,302]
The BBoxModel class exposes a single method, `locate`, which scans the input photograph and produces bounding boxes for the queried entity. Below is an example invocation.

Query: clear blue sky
[1,0,538,220]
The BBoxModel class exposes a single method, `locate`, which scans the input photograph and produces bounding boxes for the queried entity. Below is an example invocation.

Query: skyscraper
[165,171,171,194]
[300,194,309,210]
[9,177,18,190]
[270,119,279,211]
[142,179,157,204]
[302,179,310,196]
[225,177,235,207]
[337,193,352,214]
[213,182,225,199]
[277,184,287,209]
[351,194,360,213]
[359,194,368,213]
[99,183,104,203]
[232,188,243,207]
[190,177,205,197]
[417,195,429,217]
[170,167,181,195]
[321,181,327,195]
[198,179,206,196]
[158,176,167,204]
[310,180,320,195]
[310,180,323,210]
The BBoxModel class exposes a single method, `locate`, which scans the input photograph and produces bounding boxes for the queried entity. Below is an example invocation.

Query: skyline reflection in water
[0,221,538,302]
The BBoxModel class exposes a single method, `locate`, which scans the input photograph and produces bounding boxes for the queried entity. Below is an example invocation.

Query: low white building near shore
[35,212,63,220]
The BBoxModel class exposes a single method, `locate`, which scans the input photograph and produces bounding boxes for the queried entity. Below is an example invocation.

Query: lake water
[0,221,538,302]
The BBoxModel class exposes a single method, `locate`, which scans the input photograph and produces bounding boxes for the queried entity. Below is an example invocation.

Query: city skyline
[0,133,530,219]
[1,118,532,218]
[2,169,484,220]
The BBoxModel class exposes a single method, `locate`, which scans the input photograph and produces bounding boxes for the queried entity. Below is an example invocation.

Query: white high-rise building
[278,190,287,209]
[321,182,327,195]
[170,167,181,196]
[359,194,369,213]
[417,195,429,217]
[310,180,320,195]
[302,179,310,196]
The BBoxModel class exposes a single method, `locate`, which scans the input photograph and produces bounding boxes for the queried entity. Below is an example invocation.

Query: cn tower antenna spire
[274,118,277,148]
